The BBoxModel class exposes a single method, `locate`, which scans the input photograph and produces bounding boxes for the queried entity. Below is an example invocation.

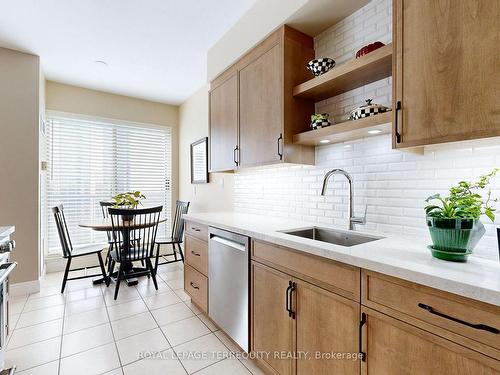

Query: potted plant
[112,191,146,221]
[424,169,498,262]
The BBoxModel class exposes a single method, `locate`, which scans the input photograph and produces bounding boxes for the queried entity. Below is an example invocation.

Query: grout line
[149,263,244,375]
[57,289,67,375]
[134,267,190,375]
[102,283,125,374]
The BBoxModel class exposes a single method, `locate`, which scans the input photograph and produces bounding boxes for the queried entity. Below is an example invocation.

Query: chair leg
[177,243,184,263]
[173,244,178,262]
[154,243,160,275]
[106,244,113,269]
[114,263,123,300]
[61,257,72,293]
[146,258,158,290]
[106,259,115,287]
[97,252,107,283]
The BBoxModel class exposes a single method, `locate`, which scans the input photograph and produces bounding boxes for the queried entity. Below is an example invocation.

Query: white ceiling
[0,0,255,104]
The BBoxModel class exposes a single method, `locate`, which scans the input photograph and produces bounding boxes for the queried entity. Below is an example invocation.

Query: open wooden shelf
[293,43,393,102]
[293,111,392,146]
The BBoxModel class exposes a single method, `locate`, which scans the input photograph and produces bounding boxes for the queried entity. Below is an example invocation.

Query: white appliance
[0,234,17,374]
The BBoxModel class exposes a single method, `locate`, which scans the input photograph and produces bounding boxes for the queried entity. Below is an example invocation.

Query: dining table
[79,217,167,286]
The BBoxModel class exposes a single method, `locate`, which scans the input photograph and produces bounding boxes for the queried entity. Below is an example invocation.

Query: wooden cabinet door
[209,73,238,171]
[239,43,283,167]
[393,0,500,148]
[362,307,500,375]
[295,279,360,375]
[251,261,294,375]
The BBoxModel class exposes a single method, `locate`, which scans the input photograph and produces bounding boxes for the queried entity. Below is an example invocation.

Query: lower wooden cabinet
[251,260,360,375]
[184,264,208,313]
[296,279,360,375]
[361,307,500,374]
[251,261,294,375]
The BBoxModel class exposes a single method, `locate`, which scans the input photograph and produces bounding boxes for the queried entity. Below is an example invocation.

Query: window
[45,114,171,254]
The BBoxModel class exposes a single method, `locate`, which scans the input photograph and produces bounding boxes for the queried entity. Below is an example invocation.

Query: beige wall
[178,85,233,212]
[0,48,40,283]
[45,81,180,218]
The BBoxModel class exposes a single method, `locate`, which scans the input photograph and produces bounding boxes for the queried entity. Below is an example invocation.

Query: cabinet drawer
[185,234,208,276]
[252,240,360,301]
[184,264,208,313]
[362,271,500,354]
[185,221,208,241]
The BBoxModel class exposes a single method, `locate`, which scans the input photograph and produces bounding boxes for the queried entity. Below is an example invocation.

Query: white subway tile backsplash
[234,134,500,261]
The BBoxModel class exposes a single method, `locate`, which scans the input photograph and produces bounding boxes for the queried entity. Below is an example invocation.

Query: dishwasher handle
[210,235,246,252]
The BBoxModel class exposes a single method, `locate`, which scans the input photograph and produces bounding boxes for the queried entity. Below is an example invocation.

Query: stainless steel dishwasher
[208,227,250,352]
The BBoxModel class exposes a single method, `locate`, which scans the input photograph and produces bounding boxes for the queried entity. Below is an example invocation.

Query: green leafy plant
[425,169,499,222]
[311,113,329,122]
[112,191,146,209]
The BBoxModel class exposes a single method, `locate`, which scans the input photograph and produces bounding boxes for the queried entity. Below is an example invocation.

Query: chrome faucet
[321,169,366,230]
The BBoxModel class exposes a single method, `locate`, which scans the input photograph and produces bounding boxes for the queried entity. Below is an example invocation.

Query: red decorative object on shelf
[355,41,386,59]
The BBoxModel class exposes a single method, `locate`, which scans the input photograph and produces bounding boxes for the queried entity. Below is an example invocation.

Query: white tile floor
[6,262,265,375]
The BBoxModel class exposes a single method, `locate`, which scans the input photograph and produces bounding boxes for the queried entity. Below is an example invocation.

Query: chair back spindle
[52,205,73,258]
[99,201,115,243]
[171,200,190,243]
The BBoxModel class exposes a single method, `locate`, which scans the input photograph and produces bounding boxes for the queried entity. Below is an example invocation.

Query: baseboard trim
[10,279,40,296]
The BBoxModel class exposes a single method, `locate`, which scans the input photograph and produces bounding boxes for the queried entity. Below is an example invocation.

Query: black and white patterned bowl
[307,58,335,76]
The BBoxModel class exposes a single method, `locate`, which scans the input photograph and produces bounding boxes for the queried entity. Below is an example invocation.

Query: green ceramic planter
[427,246,472,262]
[426,217,485,261]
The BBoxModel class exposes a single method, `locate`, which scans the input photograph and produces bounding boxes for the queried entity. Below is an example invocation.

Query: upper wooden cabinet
[239,43,283,167]
[209,25,315,171]
[209,73,238,171]
[393,0,500,148]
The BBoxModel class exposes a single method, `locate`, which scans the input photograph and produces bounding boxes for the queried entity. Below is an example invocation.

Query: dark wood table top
[79,218,167,232]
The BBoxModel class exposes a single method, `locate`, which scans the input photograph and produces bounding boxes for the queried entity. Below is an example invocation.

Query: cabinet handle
[190,251,201,257]
[191,227,201,232]
[233,145,239,166]
[359,312,367,362]
[190,281,200,290]
[417,303,499,334]
[395,100,402,143]
[285,281,296,319]
[277,133,283,160]
[285,283,291,315]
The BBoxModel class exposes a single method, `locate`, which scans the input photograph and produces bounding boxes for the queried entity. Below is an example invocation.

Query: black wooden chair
[106,206,163,299]
[153,200,190,273]
[52,205,108,293]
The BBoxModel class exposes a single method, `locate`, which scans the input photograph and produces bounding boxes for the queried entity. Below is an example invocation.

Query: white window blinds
[46,114,171,254]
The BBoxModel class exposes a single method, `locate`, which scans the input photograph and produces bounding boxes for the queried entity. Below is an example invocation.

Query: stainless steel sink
[281,227,383,247]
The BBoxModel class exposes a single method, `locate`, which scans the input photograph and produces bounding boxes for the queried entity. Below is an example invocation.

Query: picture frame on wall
[190,137,209,184]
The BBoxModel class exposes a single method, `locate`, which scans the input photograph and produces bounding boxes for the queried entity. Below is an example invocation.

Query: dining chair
[153,200,190,273]
[106,205,163,299]
[52,205,108,293]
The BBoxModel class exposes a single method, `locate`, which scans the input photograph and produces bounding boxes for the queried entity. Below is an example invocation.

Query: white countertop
[184,212,500,307]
